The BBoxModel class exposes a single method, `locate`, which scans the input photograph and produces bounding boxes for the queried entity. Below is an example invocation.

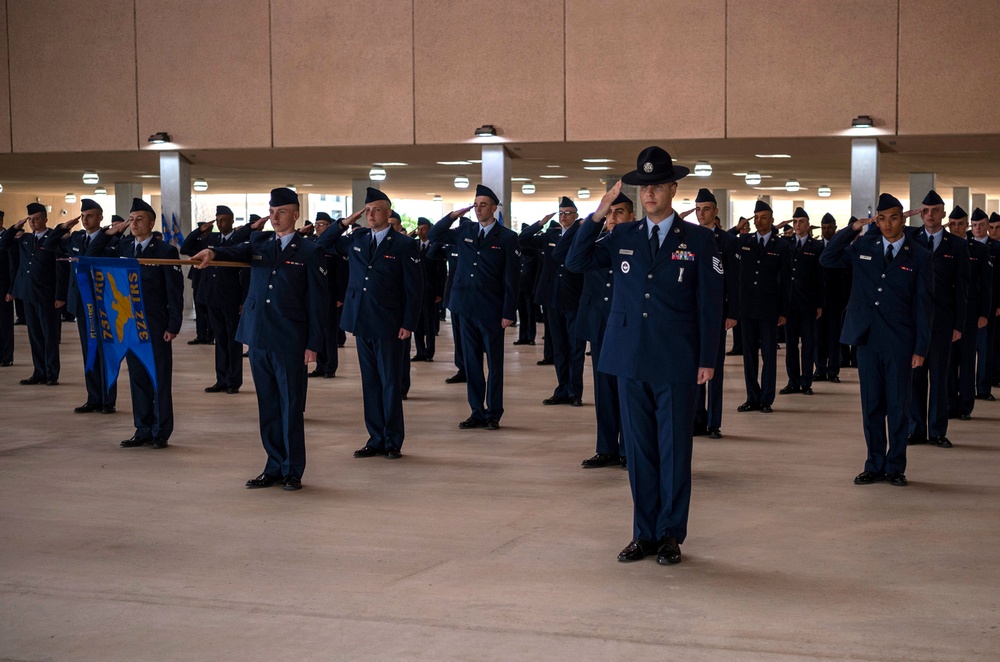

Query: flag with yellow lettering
[76,256,158,392]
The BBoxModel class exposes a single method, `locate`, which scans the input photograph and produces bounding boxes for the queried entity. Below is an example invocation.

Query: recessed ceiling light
[584,166,611,171]
[82,171,99,185]
[754,154,791,159]
[437,161,472,166]
[138,174,158,179]
[577,188,590,199]
[454,176,469,189]
[693,161,713,177]
[521,183,536,195]
[373,162,408,167]
[511,177,531,182]
[193,179,208,192]
[539,175,568,179]
[745,172,762,186]
[368,167,387,181]
[852,115,874,129]
[818,185,832,197]
[546,165,561,168]
[785,179,800,192]
[65,193,77,203]
[432,195,442,202]
[468,159,482,164]
[582,158,615,163]
[93,187,107,196]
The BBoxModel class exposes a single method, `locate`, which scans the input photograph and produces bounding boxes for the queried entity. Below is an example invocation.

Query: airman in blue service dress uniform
[990,214,1000,389]
[821,194,933,487]
[568,147,723,565]
[0,203,67,385]
[309,212,349,379]
[104,199,185,449]
[429,185,520,430]
[43,199,117,413]
[781,207,825,396]
[906,190,969,449]
[413,217,445,362]
[815,213,850,384]
[0,211,15,367]
[194,187,327,490]
[974,211,1000,400]
[427,230,468,383]
[317,188,422,459]
[180,205,254,394]
[562,191,634,467]
[689,189,740,439]
[735,200,791,413]
[514,242,540,345]
[520,197,586,406]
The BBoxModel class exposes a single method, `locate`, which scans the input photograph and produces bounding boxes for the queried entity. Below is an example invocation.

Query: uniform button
[271,271,276,275]
[473,262,477,266]
[642,312,648,319]
[558,274,562,278]
[265,299,270,303]
[603,297,609,301]
[877,287,882,292]
[791,277,795,281]
[875,301,880,306]
[268,284,273,289]
[365,277,369,281]
[606,283,611,288]
[647,274,653,280]
[881,274,886,279]
[644,293,650,299]
[470,274,474,278]
[368,265,372,269]
[754,281,758,284]
[363,287,367,291]
[608,269,613,275]
[755,271,759,274]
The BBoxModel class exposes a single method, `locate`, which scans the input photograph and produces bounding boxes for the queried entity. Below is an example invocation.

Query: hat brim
[620,165,690,186]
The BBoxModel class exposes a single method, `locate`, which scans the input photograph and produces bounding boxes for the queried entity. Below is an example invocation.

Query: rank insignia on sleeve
[712,256,723,274]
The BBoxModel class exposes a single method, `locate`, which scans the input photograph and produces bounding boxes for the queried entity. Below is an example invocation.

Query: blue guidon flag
[75,256,158,392]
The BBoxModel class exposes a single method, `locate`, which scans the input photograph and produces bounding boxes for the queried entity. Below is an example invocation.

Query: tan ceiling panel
[270,0,414,147]
[0,1,11,153]
[136,0,271,150]
[727,0,898,138]
[899,0,1000,135]
[414,0,564,144]
[566,0,726,142]
[7,0,138,152]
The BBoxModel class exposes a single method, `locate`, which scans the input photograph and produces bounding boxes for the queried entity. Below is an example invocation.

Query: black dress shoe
[459,416,486,429]
[101,405,116,414]
[930,435,953,448]
[150,437,169,449]
[74,403,100,413]
[45,379,59,386]
[283,476,302,491]
[617,539,657,562]
[0,360,12,367]
[412,354,427,362]
[385,449,402,459]
[581,453,622,468]
[120,436,151,448]
[401,394,408,400]
[323,372,336,378]
[187,338,204,345]
[204,383,226,393]
[445,372,467,384]
[512,340,529,345]
[225,387,240,394]
[246,472,280,488]
[422,357,434,362]
[20,376,44,385]
[569,397,583,407]
[725,349,741,356]
[957,413,972,421]
[907,433,927,445]
[354,446,381,458]
[737,401,760,412]
[854,471,886,485]
[828,375,841,383]
[760,404,773,413]
[707,427,722,439]
[536,358,554,366]
[801,387,814,396]
[542,395,572,405]
[307,369,324,378]
[484,418,500,430]
[813,373,828,382]
[692,424,708,437]
[975,393,996,401]
[656,536,682,565]
[887,472,908,486]
[779,385,800,395]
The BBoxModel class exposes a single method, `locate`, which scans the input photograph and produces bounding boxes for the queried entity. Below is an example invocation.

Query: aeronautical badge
[712,256,723,274]
[643,162,653,173]
[621,261,631,274]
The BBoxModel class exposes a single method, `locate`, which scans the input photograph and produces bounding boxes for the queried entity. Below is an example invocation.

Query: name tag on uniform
[741,246,750,251]
[353,246,362,252]
[252,255,263,260]
[619,249,634,255]
[672,251,695,261]
[860,255,872,261]
[548,242,556,247]
[464,237,474,243]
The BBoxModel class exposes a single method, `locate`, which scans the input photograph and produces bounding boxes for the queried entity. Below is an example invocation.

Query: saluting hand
[12,217,28,230]
[297,222,315,237]
[105,217,132,236]
[775,219,793,229]
[191,248,215,268]
[816,307,823,320]
[978,316,988,329]
[341,208,365,229]
[55,300,65,309]
[678,208,696,219]
[903,209,921,219]
[249,216,268,231]
[952,330,962,342]
[200,220,215,234]
[850,216,871,232]
[449,205,474,220]
[540,212,556,224]
[59,215,81,231]
[777,315,787,327]
[592,181,623,222]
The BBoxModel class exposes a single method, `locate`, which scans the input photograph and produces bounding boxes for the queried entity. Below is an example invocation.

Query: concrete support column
[298,191,310,226]
[988,200,1000,215]
[713,189,732,228]
[850,138,879,220]
[350,179,377,216]
[972,193,987,212]
[909,173,936,226]
[758,194,773,208]
[792,199,805,212]
[159,151,192,316]
[114,183,142,220]
[481,145,512,226]
[952,187,970,213]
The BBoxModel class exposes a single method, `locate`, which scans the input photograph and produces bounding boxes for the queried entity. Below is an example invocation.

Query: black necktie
[477,229,485,248]
[885,243,895,266]
[759,236,765,249]
[135,242,142,258]
[370,233,377,253]
[649,224,660,258]
[83,235,91,252]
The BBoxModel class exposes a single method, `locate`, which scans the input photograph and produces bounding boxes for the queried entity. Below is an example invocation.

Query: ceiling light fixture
[474,124,497,137]
[373,162,407,167]
[817,185,832,197]
[577,188,590,199]
[539,175,567,179]
[94,187,107,196]
[693,161,713,177]
[583,166,611,171]
[65,193,77,203]
[437,161,472,166]
[852,115,874,129]
[744,172,762,186]
[368,167,387,181]
[511,177,531,182]
[754,154,791,159]
[521,182,536,195]
[147,132,170,144]
[193,179,209,192]
[432,195,442,202]
[82,171,99,185]
[0,183,4,193]
[785,179,801,192]
[582,158,615,163]
[454,176,469,189]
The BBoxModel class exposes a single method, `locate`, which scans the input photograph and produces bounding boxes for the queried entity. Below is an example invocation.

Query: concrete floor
[1,319,998,661]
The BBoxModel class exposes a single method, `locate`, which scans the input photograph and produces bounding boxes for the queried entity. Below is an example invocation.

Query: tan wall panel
[136,0,271,149]
[414,0,564,144]
[899,0,1000,135]
[271,0,414,147]
[566,0,726,141]
[7,0,137,152]
[727,0,897,138]
[0,1,11,153]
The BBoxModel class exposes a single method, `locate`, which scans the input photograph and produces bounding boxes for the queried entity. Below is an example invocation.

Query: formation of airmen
[3,144,1000,565]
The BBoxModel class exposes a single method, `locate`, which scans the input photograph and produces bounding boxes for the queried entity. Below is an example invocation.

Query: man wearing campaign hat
[100,198,184,449]
[412,217,445,362]
[906,190,969,448]
[735,199,792,413]
[815,213,850,384]
[567,146,723,565]
[821,194,933,487]
[0,202,67,385]
[430,184,520,430]
[520,196,586,406]
[180,205,255,394]
[193,188,327,488]
[780,207,825,397]
[0,210,14,367]
[43,199,119,412]
[561,190,634,467]
[316,187,421,458]
[309,211,349,378]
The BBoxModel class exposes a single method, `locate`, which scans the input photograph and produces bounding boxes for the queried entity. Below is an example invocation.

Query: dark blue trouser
[399,336,411,397]
[741,317,777,406]
[126,331,173,440]
[249,347,307,479]
[460,315,505,421]
[976,321,994,396]
[590,335,622,456]
[909,323,952,438]
[209,304,243,389]
[785,309,817,389]
[549,305,585,400]
[696,323,727,429]
[516,290,536,342]
[949,320,978,416]
[816,306,844,378]
[76,313,116,407]
[541,307,553,361]
[414,298,437,359]
[450,310,464,374]
[0,295,13,363]
[317,305,341,376]
[858,345,911,475]
[357,335,405,451]
[25,301,60,381]
[618,377,696,544]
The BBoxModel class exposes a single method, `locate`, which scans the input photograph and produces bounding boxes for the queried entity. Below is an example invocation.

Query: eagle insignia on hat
[643,162,653,173]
